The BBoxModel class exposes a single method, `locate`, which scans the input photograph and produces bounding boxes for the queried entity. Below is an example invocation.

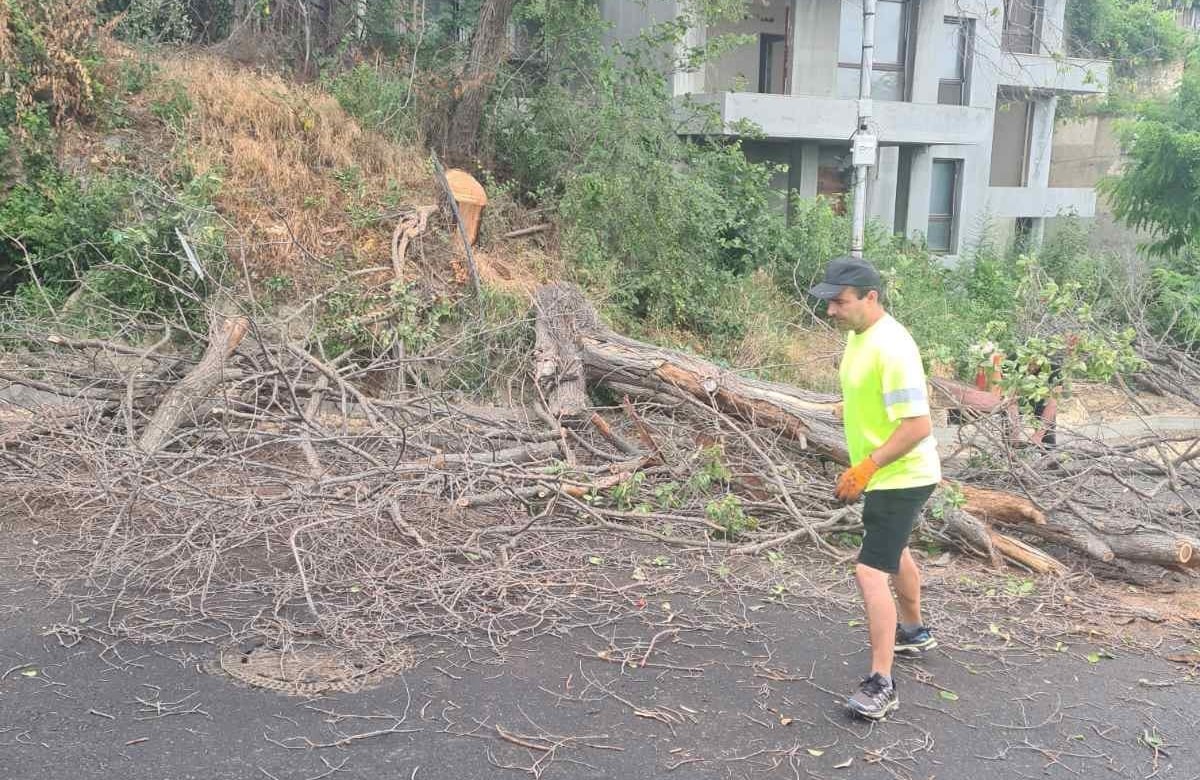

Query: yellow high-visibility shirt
[840,314,941,491]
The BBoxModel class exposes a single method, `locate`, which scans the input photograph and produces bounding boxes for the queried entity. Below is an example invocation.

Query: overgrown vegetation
[1,2,226,333]
[1066,0,1189,74]
[0,0,1188,406]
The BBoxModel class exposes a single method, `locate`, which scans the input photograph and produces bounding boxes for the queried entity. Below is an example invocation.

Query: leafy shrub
[110,0,193,43]
[492,6,791,339]
[325,63,418,142]
[1066,0,1188,75]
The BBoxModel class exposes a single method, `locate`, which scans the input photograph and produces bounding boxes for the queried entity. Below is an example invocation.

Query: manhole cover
[211,642,414,696]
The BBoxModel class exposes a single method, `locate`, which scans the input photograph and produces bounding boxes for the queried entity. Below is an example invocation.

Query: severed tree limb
[300,372,330,480]
[389,205,437,394]
[988,530,1067,575]
[586,412,641,456]
[955,483,1047,526]
[930,501,999,565]
[138,313,249,453]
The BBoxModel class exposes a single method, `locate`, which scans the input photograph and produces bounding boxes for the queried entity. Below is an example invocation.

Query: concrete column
[1039,0,1067,54]
[673,2,705,96]
[869,146,901,232]
[790,0,841,97]
[909,0,945,104]
[1027,95,1058,188]
[793,141,821,199]
[904,145,934,240]
[1021,94,1058,249]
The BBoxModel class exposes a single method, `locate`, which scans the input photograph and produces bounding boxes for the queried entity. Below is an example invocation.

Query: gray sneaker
[895,624,937,655]
[846,673,898,720]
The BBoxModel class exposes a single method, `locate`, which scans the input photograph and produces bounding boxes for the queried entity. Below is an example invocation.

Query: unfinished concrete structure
[598,0,1109,257]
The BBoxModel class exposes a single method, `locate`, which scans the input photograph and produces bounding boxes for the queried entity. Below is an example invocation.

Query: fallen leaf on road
[834,758,854,769]
[806,748,824,757]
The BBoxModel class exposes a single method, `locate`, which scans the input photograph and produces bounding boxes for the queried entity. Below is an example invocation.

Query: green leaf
[939,690,959,701]
[806,748,824,757]
[1086,652,1101,663]
[20,668,38,677]
[588,556,604,565]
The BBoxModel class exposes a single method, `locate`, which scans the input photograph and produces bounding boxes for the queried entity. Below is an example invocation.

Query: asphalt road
[3,536,1198,780]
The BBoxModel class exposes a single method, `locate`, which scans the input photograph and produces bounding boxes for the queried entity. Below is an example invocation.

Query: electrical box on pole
[852,131,877,167]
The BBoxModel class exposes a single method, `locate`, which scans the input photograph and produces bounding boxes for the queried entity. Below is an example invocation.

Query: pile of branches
[2,281,1199,654]
[0,304,863,653]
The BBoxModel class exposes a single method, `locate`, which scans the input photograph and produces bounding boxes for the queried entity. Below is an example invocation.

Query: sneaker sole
[847,699,899,721]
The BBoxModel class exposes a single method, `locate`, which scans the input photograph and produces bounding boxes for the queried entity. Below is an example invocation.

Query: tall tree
[1102,54,1200,255]
[445,0,518,165]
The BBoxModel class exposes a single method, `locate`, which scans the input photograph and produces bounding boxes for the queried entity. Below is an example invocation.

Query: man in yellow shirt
[809,256,942,720]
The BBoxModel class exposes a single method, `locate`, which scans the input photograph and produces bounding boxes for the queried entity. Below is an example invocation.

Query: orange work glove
[834,456,879,503]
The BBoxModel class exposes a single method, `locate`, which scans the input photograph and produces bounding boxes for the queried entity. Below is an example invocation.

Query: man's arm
[834,414,932,503]
[869,415,932,468]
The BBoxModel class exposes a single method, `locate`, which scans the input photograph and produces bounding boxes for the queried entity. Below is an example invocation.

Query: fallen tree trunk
[532,283,846,460]
[138,312,249,453]
[532,282,1200,574]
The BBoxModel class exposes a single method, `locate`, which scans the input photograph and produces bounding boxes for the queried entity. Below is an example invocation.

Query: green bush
[492,6,790,339]
[1066,0,1189,74]
[325,63,418,142]
[0,169,128,294]
[1147,260,1200,346]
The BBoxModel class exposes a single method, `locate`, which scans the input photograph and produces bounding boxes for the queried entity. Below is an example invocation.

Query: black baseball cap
[807,256,882,300]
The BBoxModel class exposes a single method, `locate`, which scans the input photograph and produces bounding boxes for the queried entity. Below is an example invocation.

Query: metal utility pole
[849,0,878,259]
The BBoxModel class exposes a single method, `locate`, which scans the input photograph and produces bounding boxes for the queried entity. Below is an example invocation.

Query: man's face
[825,287,875,332]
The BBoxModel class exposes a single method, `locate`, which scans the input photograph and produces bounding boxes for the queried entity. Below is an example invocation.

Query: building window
[837,0,910,102]
[1002,0,1042,54]
[759,33,787,94]
[928,160,960,253]
[989,91,1034,186]
[938,18,972,105]
[818,145,853,214]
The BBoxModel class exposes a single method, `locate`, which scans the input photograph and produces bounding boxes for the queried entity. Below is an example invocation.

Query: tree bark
[956,484,1046,526]
[529,283,846,460]
[445,0,518,165]
[138,313,249,453]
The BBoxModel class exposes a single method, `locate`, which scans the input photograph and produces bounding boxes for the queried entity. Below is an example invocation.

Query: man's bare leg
[894,548,922,627]
[855,563,896,678]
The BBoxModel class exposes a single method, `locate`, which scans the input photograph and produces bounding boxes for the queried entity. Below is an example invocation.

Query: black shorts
[858,484,937,574]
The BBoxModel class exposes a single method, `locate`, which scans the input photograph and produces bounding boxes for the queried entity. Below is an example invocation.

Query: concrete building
[598,0,1109,257]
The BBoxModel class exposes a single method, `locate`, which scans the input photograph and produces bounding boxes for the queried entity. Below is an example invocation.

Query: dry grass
[2,0,96,124]
[153,53,438,290]
[729,271,843,392]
